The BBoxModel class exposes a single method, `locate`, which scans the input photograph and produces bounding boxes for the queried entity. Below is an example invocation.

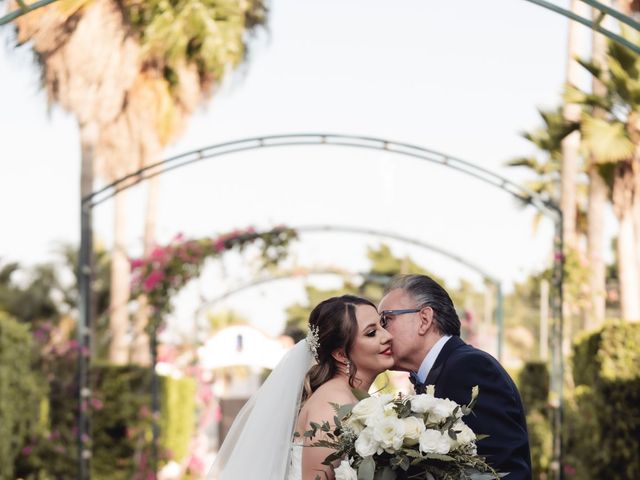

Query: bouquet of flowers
[300,385,502,480]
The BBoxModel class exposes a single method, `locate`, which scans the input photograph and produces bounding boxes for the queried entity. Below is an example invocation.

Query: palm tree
[567,28,640,321]
[11,0,269,364]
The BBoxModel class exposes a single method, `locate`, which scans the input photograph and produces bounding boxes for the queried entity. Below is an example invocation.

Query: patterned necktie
[409,371,427,395]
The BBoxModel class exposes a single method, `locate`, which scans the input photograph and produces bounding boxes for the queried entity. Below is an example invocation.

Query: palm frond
[581,115,634,164]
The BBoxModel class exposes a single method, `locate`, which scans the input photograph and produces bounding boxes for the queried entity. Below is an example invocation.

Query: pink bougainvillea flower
[150,246,167,262]
[143,270,165,292]
[213,239,225,253]
[130,258,145,270]
[21,446,33,456]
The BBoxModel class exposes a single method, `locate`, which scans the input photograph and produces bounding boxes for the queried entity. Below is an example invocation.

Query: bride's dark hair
[301,295,377,403]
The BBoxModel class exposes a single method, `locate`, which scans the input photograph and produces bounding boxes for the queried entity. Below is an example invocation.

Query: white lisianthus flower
[334,460,358,480]
[372,416,406,453]
[351,397,385,426]
[419,429,451,454]
[402,416,426,446]
[344,415,365,435]
[379,393,394,405]
[451,420,476,447]
[355,427,380,457]
[410,393,437,414]
[383,401,396,417]
[427,398,460,424]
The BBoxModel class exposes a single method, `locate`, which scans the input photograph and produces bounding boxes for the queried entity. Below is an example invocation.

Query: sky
[0,0,606,337]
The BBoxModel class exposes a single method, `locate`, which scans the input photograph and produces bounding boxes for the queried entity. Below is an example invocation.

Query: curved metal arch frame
[195,223,505,358]
[3,0,639,55]
[78,133,565,479]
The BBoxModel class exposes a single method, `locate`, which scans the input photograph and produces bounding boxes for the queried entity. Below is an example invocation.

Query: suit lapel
[424,336,465,386]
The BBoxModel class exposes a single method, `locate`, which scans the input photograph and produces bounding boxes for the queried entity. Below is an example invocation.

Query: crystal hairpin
[306,324,320,361]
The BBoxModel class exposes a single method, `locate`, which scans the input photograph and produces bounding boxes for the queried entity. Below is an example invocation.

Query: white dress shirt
[415,335,452,383]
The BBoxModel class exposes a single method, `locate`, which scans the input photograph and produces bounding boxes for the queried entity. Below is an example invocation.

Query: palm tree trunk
[585,4,611,330]
[561,0,586,251]
[130,175,160,366]
[108,189,131,364]
[617,206,640,321]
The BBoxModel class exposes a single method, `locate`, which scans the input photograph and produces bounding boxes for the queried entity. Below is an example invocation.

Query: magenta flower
[143,270,165,292]
[21,446,33,456]
[130,258,145,270]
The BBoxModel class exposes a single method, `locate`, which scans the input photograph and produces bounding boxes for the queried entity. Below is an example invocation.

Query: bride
[208,295,394,479]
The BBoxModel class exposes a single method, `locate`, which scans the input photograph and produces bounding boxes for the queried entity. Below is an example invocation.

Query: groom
[379,274,531,479]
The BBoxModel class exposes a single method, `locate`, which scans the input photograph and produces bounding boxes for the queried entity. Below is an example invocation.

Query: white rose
[383,402,396,417]
[355,427,380,457]
[344,415,365,435]
[402,416,426,446]
[427,398,460,424]
[451,420,476,447]
[334,460,358,480]
[419,429,451,455]
[410,393,437,414]
[351,397,385,426]
[379,393,394,405]
[372,416,406,453]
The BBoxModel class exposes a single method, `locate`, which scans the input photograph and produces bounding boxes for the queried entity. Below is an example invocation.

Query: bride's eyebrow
[361,322,377,332]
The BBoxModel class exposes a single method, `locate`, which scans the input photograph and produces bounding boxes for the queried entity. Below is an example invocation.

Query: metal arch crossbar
[85,133,561,221]
[2,0,639,53]
[523,0,640,54]
[196,223,506,359]
[0,0,59,25]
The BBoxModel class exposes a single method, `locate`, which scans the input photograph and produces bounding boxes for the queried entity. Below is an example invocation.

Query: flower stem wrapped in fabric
[300,386,504,480]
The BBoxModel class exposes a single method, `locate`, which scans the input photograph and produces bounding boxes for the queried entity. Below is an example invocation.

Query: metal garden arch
[78,133,564,479]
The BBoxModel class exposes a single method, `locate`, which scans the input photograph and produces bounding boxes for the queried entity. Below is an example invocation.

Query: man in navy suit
[379,274,531,479]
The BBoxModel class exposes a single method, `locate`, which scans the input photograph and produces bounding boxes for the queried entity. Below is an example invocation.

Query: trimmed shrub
[160,375,197,463]
[518,361,551,480]
[0,313,42,480]
[566,321,640,480]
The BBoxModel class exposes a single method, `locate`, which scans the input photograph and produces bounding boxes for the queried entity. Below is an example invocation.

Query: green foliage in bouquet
[301,387,501,480]
[0,313,42,480]
[517,361,550,480]
[565,321,640,480]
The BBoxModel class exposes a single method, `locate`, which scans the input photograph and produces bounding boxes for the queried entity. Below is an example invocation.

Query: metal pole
[550,216,565,480]
[495,283,504,363]
[151,321,160,478]
[77,198,92,480]
[540,278,550,361]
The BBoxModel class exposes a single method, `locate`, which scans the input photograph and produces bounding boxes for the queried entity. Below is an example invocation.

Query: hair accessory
[306,324,320,361]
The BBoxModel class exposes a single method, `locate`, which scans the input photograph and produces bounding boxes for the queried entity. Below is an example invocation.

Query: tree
[11,0,269,364]
[567,28,640,321]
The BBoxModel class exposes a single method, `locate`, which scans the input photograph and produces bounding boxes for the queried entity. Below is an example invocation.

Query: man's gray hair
[385,274,461,336]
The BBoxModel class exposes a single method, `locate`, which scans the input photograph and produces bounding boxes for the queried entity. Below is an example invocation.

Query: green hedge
[160,375,197,463]
[566,321,640,480]
[0,312,42,480]
[517,361,551,480]
[14,361,198,479]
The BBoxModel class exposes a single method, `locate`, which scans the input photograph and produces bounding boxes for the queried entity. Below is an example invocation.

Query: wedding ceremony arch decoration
[80,133,564,480]
[3,0,639,55]
[127,224,297,469]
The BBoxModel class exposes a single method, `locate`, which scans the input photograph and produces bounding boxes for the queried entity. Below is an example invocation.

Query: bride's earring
[346,360,351,376]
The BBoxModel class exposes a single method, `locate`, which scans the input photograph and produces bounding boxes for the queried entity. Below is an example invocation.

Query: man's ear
[417,306,434,335]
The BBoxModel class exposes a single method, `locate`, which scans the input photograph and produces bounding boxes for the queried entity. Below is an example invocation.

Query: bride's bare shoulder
[302,381,356,419]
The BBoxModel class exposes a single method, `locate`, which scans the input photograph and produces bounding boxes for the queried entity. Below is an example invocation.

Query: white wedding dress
[208,340,312,479]
[287,443,303,480]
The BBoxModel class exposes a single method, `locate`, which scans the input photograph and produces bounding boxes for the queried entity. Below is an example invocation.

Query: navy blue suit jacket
[424,336,531,479]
